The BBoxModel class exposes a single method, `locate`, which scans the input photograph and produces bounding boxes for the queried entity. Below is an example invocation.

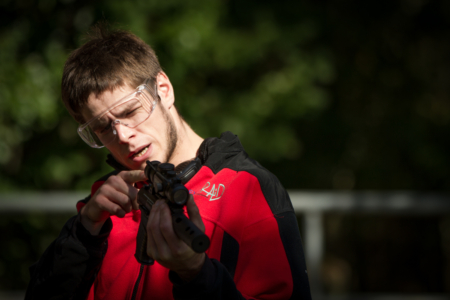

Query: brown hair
[61,23,162,123]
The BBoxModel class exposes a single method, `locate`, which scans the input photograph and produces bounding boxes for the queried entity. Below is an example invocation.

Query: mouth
[130,145,150,159]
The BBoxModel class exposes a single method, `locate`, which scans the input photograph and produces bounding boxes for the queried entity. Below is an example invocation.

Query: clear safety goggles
[78,80,158,148]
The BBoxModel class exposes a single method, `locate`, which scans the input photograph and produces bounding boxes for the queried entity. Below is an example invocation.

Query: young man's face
[81,83,178,171]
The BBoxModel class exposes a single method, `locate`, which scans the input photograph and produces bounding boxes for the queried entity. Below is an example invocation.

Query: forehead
[81,84,135,123]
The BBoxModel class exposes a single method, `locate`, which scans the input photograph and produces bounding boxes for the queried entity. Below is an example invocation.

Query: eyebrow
[113,99,140,115]
[90,116,110,131]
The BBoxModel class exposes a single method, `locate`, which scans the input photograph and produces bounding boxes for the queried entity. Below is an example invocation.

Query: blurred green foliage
[0,0,332,191]
[1,0,449,192]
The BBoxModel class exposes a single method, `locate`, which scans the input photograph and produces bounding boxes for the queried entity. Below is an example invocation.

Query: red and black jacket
[25,131,311,300]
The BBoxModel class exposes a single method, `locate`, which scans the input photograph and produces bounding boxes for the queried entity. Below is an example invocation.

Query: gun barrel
[135,159,210,265]
[172,210,210,253]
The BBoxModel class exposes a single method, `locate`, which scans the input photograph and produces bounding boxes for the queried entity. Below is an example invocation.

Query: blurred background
[0,0,449,298]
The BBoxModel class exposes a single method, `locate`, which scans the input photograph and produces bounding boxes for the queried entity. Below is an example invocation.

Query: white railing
[1,191,450,300]
[289,191,450,299]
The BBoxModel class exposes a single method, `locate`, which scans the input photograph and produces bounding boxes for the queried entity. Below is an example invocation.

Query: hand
[146,196,206,282]
[81,170,147,235]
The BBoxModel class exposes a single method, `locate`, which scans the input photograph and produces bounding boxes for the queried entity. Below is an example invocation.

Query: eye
[99,123,112,134]
[92,122,111,135]
[121,102,143,117]
[126,107,141,116]
[111,99,145,119]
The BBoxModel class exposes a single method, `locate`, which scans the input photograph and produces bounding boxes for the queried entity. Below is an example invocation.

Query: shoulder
[202,132,293,214]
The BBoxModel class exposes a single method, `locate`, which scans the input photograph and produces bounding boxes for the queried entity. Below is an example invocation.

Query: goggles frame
[77,79,157,148]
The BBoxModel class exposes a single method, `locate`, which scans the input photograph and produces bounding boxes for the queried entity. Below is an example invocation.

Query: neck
[168,118,204,167]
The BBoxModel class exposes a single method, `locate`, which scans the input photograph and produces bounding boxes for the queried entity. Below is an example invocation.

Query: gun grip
[135,205,154,265]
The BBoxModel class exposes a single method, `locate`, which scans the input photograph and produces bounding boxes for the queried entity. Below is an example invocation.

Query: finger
[119,170,147,184]
[158,201,186,253]
[94,193,127,218]
[105,175,139,212]
[97,183,132,213]
[121,174,143,210]
[108,182,135,213]
[148,200,171,257]
[186,195,205,232]
[117,170,146,208]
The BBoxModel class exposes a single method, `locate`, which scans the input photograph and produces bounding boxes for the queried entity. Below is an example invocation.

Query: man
[25,24,311,300]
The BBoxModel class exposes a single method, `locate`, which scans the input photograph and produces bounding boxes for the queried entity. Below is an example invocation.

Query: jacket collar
[106,131,242,171]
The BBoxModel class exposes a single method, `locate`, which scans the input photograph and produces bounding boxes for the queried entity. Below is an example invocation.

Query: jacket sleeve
[25,210,112,300]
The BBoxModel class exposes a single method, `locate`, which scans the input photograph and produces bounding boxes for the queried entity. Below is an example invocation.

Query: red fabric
[84,166,293,300]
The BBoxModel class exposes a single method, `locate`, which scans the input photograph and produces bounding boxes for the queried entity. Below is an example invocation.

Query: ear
[156,72,175,110]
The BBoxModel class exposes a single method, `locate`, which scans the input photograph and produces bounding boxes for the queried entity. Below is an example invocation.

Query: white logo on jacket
[201,181,225,201]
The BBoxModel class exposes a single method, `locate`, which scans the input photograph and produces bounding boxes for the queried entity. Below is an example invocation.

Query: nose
[111,120,134,143]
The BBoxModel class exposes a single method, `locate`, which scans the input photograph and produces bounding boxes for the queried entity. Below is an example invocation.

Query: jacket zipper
[131,264,145,300]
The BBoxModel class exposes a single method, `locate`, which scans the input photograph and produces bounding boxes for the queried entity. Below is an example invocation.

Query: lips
[129,144,150,159]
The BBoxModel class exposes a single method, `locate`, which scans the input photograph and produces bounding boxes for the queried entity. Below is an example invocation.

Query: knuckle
[121,193,131,204]
[94,197,107,209]
[146,221,154,232]
[96,185,108,196]
[159,221,171,233]
[147,219,158,232]
[108,175,121,185]
[173,247,184,257]
[158,253,170,262]
[100,205,114,216]
[106,175,116,182]
[92,192,104,203]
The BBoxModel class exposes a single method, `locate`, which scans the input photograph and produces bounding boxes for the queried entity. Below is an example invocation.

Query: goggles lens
[78,82,157,148]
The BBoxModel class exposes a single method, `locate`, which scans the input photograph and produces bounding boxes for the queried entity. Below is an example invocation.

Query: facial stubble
[161,105,178,164]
